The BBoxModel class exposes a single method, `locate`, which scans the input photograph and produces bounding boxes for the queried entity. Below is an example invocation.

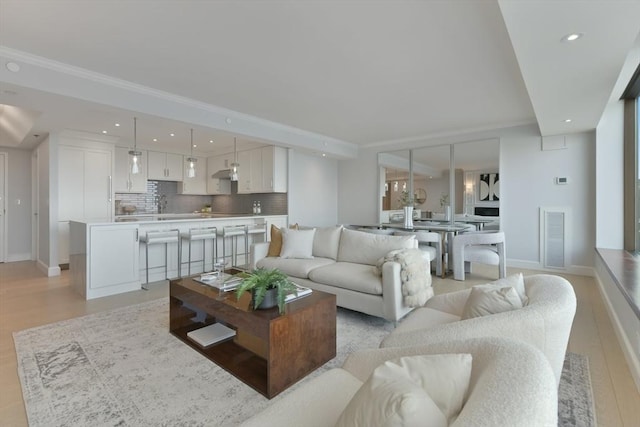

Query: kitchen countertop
[114,213,266,222]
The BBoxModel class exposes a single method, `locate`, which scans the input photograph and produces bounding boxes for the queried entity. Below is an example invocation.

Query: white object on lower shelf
[187,323,236,348]
[285,285,312,302]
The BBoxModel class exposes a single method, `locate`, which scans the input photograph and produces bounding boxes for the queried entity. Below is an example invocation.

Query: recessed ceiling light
[209,140,214,143]
[193,144,197,148]
[564,119,572,123]
[561,33,583,42]
[226,118,232,124]
[102,130,107,134]
[5,62,20,72]
[153,138,158,142]
[322,153,326,157]
[170,133,175,137]
[115,123,120,127]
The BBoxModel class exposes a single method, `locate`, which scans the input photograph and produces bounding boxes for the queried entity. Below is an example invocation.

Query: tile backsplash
[115,180,287,216]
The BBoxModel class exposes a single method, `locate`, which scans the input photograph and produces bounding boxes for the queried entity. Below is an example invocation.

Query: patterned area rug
[14,299,594,426]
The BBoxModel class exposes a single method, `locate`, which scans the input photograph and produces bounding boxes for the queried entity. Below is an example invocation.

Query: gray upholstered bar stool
[217,225,248,270]
[181,226,217,276]
[140,229,181,289]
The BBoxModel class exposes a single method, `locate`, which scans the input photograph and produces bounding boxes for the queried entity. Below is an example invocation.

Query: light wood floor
[1,261,639,426]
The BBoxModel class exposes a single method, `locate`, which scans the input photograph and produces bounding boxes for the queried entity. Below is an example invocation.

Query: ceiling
[0,1,639,158]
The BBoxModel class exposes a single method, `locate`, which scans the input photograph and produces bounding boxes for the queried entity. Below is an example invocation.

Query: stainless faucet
[157,194,167,214]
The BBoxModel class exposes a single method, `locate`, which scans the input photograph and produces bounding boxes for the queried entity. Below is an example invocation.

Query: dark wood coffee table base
[169,277,337,398]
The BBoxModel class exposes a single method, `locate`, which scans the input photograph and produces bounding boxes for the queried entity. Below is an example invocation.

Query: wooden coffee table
[169,276,337,398]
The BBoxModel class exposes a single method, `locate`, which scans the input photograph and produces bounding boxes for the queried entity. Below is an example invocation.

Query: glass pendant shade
[186,128,197,178]
[393,181,399,192]
[230,137,239,181]
[128,117,142,174]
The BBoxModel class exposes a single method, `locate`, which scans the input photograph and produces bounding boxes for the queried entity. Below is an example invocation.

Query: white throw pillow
[279,228,316,259]
[462,285,523,319]
[312,226,343,260]
[478,272,528,305]
[336,354,472,427]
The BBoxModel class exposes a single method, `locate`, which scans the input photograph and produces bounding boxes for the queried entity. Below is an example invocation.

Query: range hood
[211,169,232,179]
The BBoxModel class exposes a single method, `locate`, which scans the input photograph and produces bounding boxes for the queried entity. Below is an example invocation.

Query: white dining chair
[452,231,506,281]
[394,230,443,276]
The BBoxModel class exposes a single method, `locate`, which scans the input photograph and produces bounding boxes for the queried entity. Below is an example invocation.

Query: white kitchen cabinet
[114,146,147,193]
[58,142,113,264]
[69,221,140,300]
[89,224,140,292]
[147,150,184,181]
[261,146,288,193]
[178,155,208,194]
[206,155,231,195]
[236,150,253,194]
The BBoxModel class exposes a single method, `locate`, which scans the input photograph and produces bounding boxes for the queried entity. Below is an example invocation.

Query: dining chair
[394,230,443,276]
[452,231,506,281]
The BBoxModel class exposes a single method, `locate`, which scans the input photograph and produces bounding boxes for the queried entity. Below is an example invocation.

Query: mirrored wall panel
[378,139,499,225]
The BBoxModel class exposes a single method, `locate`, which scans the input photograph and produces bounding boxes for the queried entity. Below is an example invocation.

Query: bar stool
[217,225,248,270]
[181,226,217,276]
[245,222,268,268]
[140,229,181,289]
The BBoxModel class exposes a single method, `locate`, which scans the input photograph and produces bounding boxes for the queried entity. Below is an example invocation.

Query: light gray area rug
[14,299,594,427]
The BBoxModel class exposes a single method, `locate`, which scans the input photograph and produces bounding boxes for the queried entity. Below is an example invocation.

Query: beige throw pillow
[336,354,472,427]
[483,272,528,305]
[462,285,523,319]
[279,228,316,259]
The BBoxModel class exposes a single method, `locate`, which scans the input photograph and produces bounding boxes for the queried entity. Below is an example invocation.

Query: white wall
[337,127,596,272]
[36,135,60,276]
[287,149,338,227]
[595,100,624,249]
[502,130,596,271]
[0,147,32,261]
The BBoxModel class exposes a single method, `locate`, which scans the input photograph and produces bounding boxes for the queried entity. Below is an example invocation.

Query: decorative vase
[444,205,451,221]
[254,287,278,310]
[403,206,414,229]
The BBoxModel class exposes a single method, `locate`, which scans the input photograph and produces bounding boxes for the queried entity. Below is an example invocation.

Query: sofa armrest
[424,288,472,317]
[381,261,421,322]
[249,242,270,271]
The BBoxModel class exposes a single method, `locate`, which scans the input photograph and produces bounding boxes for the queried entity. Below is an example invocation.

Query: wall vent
[540,207,570,269]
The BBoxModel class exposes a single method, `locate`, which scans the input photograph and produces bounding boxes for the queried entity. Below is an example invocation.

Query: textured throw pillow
[336,354,472,427]
[267,223,298,257]
[279,228,316,259]
[461,285,523,319]
[476,272,528,305]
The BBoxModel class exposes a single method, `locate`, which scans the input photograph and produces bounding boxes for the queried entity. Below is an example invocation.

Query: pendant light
[128,117,142,174]
[230,137,239,181]
[393,169,399,192]
[186,128,197,178]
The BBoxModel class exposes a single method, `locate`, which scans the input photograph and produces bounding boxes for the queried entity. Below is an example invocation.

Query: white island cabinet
[69,215,288,300]
[70,221,140,299]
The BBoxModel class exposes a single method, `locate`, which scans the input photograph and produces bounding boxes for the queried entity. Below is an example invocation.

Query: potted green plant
[234,268,299,314]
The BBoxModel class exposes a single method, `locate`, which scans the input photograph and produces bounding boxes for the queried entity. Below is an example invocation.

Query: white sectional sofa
[240,337,559,427]
[250,226,430,322]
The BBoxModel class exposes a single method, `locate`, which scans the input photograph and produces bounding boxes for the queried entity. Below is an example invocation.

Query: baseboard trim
[507,259,594,277]
[36,260,61,277]
[594,269,640,393]
[6,253,32,262]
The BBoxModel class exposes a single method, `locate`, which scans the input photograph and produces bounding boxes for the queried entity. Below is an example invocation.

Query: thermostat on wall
[555,177,568,185]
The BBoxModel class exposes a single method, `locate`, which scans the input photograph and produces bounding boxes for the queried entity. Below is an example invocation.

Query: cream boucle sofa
[239,337,558,427]
[380,274,577,386]
[250,226,430,322]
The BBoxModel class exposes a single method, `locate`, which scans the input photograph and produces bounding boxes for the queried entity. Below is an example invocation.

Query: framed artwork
[479,173,499,201]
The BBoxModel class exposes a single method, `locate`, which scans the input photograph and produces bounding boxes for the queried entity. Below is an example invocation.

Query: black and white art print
[479,173,499,201]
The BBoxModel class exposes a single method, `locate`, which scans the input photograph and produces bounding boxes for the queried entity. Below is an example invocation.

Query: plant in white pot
[234,268,299,315]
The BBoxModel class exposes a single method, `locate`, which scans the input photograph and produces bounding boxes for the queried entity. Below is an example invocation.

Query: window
[621,64,640,250]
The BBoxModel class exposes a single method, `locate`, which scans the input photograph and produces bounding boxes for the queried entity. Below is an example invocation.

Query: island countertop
[111,213,280,224]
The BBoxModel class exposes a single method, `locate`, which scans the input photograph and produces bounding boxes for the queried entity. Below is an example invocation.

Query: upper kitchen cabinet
[178,155,208,195]
[261,146,287,193]
[236,146,287,194]
[206,154,231,195]
[147,150,183,181]
[114,146,148,193]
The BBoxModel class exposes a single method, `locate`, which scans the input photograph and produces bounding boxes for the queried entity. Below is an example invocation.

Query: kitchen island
[69,214,287,300]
